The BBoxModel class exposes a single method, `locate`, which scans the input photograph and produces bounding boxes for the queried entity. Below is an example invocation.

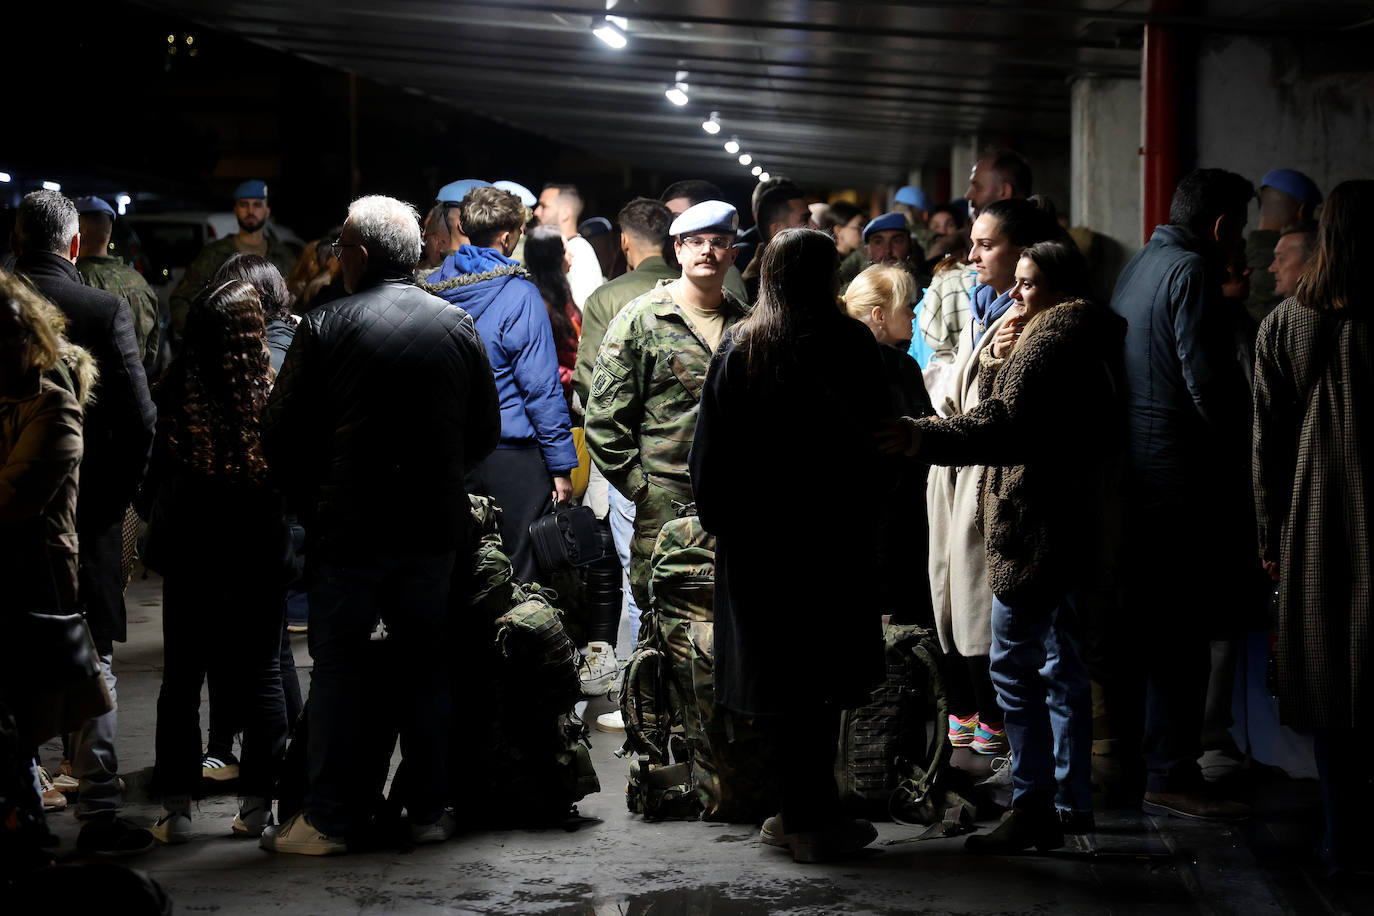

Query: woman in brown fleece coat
[880,238,1125,853]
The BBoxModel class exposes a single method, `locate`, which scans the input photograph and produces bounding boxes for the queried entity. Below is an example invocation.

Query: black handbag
[528,503,611,575]
[11,610,103,692]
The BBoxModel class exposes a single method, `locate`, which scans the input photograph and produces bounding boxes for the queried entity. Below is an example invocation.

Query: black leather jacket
[262,279,500,558]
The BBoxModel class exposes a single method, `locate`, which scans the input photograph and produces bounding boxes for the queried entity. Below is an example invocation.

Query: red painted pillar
[1141,2,1181,243]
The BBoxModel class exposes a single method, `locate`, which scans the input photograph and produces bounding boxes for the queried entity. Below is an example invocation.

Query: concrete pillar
[949,136,984,209]
[1070,75,1143,297]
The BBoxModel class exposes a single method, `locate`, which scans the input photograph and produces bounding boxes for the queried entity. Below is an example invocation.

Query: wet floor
[32,573,1374,914]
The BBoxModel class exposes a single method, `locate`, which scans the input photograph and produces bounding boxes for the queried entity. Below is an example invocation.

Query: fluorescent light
[751,165,762,176]
[738,153,752,166]
[0,172,11,183]
[758,171,770,182]
[701,111,721,134]
[592,17,627,48]
[117,193,131,215]
[42,180,61,191]
[666,69,689,106]
[723,137,740,155]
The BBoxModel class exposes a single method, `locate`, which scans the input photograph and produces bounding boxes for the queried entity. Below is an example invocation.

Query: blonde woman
[841,264,935,628]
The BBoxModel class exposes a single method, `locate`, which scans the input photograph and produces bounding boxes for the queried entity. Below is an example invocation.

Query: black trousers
[466,447,554,584]
[206,622,303,761]
[153,574,287,799]
[944,644,1004,725]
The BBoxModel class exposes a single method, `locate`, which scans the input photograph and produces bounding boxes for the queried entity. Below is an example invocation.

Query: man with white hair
[261,195,500,854]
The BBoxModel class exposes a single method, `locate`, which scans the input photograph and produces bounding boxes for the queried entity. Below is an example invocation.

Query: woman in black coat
[689,228,891,863]
[143,280,291,845]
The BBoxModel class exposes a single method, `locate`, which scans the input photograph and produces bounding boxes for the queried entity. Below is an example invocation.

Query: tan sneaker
[260,812,346,855]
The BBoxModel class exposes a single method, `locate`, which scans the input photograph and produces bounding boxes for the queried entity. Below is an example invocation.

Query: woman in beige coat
[926,199,1064,756]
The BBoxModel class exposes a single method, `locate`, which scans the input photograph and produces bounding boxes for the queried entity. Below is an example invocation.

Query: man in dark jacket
[423,186,578,583]
[260,195,500,854]
[12,189,157,855]
[1109,168,1259,822]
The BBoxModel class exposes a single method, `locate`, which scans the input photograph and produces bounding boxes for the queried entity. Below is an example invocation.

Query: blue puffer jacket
[424,246,578,474]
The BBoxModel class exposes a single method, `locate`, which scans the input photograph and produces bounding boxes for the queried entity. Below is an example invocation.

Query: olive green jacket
[168,235,297,340]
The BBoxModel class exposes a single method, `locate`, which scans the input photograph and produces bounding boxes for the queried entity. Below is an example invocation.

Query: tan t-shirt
[670,284,727,353]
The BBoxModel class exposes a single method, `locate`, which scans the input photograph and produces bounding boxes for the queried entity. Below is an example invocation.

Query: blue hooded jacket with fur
[424,245,577,473]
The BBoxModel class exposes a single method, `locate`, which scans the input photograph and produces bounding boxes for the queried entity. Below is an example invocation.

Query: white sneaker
[150,809,193,845]
[580,641,618,696]
[233,796,275,837]
[595,710,625,732]
[260,812,346,855]
[410,809,456,845]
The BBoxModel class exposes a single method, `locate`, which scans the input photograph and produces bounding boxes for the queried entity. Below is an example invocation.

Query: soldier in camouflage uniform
[168,180,297,342]
[584,200,749,617]
[73,196,160,372]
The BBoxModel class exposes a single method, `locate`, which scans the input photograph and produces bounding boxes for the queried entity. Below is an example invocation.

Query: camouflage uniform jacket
[585,280,749,503]
[169,235,298,339]
[76,255,160,371]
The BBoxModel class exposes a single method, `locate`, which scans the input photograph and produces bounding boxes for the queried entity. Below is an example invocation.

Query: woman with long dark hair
[1253,179,1374,877]
[144,279,290,845]
[524,225,582,408]
[879,234,1123,853]
[689,228,890,862]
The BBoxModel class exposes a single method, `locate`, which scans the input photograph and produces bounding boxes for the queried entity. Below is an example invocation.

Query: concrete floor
[33,571,1374,915]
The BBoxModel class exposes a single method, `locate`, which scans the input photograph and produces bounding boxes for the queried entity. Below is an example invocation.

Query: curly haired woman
[142,279,291,844]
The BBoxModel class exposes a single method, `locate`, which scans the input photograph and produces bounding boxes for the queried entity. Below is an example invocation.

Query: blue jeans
[608,486,641,648]
[989,593,1092,813]
[306,551,455,835]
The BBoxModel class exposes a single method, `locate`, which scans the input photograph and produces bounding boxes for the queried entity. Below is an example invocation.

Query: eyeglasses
[679,235,734,252]
[330,238,363,258]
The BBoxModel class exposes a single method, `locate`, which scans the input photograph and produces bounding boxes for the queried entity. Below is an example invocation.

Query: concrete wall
[1193,33,1374,225]
[1070,76,1143,298]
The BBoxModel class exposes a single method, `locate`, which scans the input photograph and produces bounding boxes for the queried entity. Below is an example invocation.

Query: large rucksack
[836,622,988,834]
[619,508,769,823]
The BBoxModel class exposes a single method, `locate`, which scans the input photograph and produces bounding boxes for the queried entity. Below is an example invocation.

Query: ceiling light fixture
[701,111,721,135]
[665,70,690,107]
[0,172,11,183]
[758,171,770,182]
[738,153,752,166]
[41,180,61,191]
[592,15,628,49]
[723,137,740,155]
[750,165,762,176]
[116,193,132,215]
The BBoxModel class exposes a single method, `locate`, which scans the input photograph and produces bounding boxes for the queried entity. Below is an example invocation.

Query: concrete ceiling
[133,0,1374,186]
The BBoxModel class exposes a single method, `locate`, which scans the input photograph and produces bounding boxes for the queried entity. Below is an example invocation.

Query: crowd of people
[0,156,1369,876]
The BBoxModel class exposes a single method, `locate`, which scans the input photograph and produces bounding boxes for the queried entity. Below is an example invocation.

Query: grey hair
[16,190,80,256]
[346,195,422,274]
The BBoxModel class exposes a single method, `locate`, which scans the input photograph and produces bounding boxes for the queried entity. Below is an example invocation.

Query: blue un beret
[894,186,931,211]
[73,196,116,219]
[1260,169,1322,208]
[492,180,536,207]
[233,179,269,201]
[579,217,613,238]
[436,178,491,204]
[669,200,738,237]
[863,212,908,242]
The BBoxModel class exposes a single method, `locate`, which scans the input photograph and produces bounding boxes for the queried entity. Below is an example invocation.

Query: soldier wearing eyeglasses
[584,200,749,614]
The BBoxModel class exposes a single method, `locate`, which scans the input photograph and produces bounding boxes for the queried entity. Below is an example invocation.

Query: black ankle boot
[965,805,1064,854]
